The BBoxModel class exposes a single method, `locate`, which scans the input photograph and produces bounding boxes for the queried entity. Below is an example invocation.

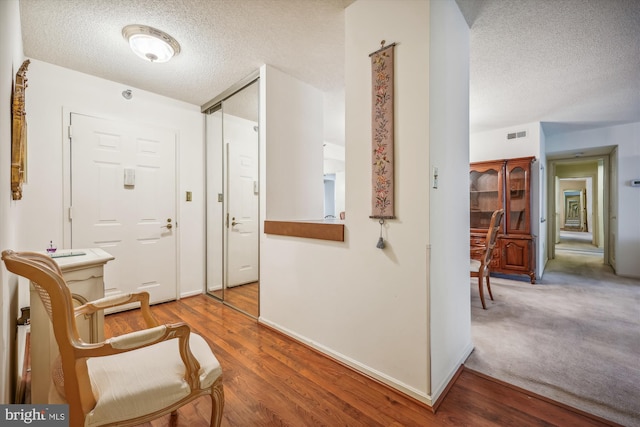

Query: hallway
[556,230,604,255]
[466,242,640,426]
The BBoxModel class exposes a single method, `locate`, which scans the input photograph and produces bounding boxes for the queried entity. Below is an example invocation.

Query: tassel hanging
[376,219,386,249]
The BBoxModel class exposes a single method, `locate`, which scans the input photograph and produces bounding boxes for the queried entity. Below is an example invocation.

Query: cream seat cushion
[51,332,222,427]
[470,259,481,273]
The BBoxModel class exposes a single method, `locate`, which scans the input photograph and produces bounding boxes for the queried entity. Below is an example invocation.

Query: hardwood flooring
[222,282,259,317]
[207,282,259,317]
[104,295,616,427]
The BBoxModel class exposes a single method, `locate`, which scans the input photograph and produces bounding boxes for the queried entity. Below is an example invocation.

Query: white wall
[21,60,205,297]
[428,0,471,399]
[323,142,346,216]
[259,0,470,405]
[538,125,547,274]
[598,160,604,247]
[335,171,346,216]
[546,122,640,278]
[471,122,541,162]
[0,0,24,404]
[262,65,324,220]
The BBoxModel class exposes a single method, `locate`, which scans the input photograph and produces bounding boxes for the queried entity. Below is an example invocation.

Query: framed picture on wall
[11,59,29,200]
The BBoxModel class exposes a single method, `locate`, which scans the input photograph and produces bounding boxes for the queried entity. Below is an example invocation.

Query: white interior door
[225,116,259,287]
[70,113,177,305]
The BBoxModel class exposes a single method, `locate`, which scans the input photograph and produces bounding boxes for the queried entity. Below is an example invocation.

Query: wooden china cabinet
[470,156,536,283]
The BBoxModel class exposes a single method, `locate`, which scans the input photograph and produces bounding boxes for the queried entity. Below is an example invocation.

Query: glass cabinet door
[505,164,529,234]
[470,166,502,231]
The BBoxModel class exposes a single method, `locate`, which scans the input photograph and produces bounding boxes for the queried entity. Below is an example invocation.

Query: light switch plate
[124,168,135,186]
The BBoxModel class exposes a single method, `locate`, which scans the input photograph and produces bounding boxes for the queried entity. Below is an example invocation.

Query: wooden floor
[222,282,259,317]
[207,282,259,317]
[104,295,615,427]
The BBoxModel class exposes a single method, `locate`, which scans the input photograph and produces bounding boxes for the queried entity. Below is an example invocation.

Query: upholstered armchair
[2,250,224,427]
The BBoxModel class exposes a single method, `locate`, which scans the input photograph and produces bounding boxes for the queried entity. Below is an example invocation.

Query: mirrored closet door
[205,76,259,318]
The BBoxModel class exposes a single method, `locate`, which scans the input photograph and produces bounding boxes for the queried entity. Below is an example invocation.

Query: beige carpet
[465,250,640,427]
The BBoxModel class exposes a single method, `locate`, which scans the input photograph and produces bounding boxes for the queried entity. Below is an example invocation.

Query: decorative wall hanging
[376,219,386,249]
[369,41,396,220]
[11,59,30,201]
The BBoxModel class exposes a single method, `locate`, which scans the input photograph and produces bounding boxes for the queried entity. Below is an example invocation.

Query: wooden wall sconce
[11,59,30,201]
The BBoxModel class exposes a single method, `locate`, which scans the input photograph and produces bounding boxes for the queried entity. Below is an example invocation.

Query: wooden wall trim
[463,367,624,426]
[264,220,344,242]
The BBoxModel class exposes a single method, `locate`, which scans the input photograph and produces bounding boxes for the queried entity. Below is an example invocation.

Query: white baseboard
[430,341,473,403]
[180,289,204,299]
[259,317,433,406]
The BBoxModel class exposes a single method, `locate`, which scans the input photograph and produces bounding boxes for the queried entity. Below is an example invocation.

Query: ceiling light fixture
[122,25,181,63]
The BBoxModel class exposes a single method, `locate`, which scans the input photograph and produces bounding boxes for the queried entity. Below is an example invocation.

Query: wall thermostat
[631,179,640,187]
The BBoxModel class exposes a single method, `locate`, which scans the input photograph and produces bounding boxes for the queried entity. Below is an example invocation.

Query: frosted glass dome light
[122,25,181,63]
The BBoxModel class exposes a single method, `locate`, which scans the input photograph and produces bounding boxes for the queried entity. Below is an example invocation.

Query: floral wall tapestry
[370,42,395,219]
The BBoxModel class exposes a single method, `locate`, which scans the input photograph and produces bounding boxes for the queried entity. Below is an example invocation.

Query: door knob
[161,219,173,230]
[231,217,242,227]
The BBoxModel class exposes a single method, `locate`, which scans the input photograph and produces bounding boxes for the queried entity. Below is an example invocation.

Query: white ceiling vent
[507,130,527,140]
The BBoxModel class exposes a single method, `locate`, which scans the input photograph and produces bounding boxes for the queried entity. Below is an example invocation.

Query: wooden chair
[2,250,224,427]
[470,209,504,309]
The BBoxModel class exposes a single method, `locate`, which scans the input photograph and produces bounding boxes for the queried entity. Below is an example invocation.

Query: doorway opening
[547,148,616,269]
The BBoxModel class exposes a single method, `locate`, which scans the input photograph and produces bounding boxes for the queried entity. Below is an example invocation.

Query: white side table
[29,248,114,404]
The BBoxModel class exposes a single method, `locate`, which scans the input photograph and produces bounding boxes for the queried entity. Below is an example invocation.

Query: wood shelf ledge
[264,220,345,242]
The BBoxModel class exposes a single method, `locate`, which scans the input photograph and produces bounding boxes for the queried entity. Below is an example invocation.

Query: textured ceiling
[19,0,353,107]
[19,0,640,139]
[457,0,640,135]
